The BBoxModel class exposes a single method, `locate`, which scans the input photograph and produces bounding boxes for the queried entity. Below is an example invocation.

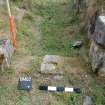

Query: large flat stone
[40,55,64,74]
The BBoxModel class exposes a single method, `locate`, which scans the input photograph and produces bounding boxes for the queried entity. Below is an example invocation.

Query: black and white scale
[18,77,81,94]
[39,85,81,93]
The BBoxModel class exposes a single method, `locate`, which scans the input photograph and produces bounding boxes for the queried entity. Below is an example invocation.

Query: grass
[16,0,86,57]
[90,80,105,105]
[0,0,105,105]
[37,2,81,56]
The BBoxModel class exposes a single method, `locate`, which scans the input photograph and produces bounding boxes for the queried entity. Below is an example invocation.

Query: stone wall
[89,16,105,76]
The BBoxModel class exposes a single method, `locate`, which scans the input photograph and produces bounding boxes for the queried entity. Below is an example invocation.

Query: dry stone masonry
[89,16,105,76]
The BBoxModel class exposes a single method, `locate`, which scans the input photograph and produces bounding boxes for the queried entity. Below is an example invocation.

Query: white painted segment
[48,86,57,91]
[99,16,105,24]
[6,0,12,16]
[65,88,74,92]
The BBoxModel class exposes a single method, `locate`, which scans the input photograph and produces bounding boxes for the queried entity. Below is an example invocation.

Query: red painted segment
[9,16,16,48]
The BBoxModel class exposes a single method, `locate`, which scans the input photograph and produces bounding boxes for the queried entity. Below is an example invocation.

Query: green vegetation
[0,0,105,105]
[16,0,87,57]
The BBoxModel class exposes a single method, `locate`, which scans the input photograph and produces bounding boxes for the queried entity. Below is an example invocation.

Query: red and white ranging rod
[6,0,16,49]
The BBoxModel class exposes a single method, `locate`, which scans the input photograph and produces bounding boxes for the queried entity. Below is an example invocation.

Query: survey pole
[6,0,16,48]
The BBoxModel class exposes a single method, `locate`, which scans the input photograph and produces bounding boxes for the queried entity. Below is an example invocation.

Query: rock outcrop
[89,16,105,76]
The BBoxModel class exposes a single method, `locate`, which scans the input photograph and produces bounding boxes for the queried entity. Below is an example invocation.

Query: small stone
[83,96,92,105]
[85,75,88,78]
[72,41,83,49]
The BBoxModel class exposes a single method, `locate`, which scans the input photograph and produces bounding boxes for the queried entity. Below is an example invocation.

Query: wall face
[89,15,105,76]
[86,0,105,76]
